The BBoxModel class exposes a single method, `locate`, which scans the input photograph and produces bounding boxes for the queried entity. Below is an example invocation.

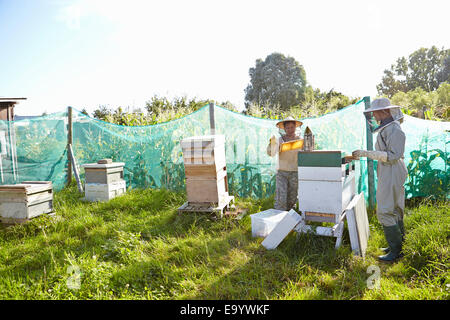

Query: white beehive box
[0,181,54,224]
[84,180,126,202]
[250,209,289,238]
[298,151,355,217]
[82,161,126,202]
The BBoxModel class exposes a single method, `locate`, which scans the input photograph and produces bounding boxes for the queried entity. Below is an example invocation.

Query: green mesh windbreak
[401,115,450,199]
[71,107,210,191]
[0,99,448,201]
[213,100,369,198]
[0,112,68,190]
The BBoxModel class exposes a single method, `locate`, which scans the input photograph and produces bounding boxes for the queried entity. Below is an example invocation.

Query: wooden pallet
[177,195,235,217]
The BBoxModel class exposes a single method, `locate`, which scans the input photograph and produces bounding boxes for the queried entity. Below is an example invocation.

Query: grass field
[0,183,448,300]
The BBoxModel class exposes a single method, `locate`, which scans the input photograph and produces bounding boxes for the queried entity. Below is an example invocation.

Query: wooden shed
[0,97,27,121]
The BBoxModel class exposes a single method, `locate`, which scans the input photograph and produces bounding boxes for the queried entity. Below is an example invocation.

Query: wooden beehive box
[180,135,229,205]
[0,181,54,224]
[83,160,125,184]
[82,160,126,202]
[297,151,355,221]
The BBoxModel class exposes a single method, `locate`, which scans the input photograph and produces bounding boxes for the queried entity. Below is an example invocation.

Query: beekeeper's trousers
[274,170,298,211]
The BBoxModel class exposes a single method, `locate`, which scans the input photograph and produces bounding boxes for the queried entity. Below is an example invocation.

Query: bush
[390,82,450,120]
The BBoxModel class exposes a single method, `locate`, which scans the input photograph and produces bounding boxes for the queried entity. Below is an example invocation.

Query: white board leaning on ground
[345,192,369,257]
[261,209,302,250]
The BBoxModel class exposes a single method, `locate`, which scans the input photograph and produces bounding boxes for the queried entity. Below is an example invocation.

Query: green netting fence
[0,99,448,201]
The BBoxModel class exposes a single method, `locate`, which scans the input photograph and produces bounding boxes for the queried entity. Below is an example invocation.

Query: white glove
[352,150,388,162]
[267,135,279,157]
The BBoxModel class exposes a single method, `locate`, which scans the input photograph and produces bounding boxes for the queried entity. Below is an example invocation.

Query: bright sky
[1,0,449,116]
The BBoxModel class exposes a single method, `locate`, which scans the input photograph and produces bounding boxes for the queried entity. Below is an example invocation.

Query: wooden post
[67,106,73,186]
[67,143,83,192]
[363,96,375,210]
[209,103,215,135]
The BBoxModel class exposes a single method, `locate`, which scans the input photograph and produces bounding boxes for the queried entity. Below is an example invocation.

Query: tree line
[89,46,449,124]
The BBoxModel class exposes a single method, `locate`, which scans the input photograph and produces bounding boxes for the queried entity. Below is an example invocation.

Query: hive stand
[177,196,235,218]
[294,151,356,248]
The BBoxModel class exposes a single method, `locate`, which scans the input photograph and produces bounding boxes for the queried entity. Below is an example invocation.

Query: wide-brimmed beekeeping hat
[363,98,402,114]
[364,98,404,133]
[276,116,303,130]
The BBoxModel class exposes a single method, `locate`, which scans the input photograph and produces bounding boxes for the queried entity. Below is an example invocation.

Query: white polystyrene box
[250,209,289,238]
[261,209,302,250]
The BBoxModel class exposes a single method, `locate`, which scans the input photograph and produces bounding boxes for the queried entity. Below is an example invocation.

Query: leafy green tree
[377,46,450,97]
[92,105,112,120]
[390,81,450,120]
[436,54,450,84]
[244,52,307,111]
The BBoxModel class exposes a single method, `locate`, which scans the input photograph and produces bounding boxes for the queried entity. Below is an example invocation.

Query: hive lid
[82,162,125,169]
[97,159,112,164]
[0,181,52,194]
[298,150,344,167]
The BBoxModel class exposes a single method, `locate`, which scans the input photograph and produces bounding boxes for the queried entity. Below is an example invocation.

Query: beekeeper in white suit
[352,98,407,262]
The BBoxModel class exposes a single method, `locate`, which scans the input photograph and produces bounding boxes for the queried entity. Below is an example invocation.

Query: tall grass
[0,184,448,300]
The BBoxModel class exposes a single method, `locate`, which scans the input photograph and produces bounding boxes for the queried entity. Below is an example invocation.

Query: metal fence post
[209,103,215,135]
[363,96,375,210]
[67,106,73,186]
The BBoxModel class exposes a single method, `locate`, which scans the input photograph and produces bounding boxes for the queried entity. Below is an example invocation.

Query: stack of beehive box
[297,150,355,221]
[180,135,229,206]
[0,181,54,224]
[82,159,126,202]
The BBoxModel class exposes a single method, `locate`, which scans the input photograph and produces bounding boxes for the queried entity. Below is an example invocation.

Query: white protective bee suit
[373,119,408,226]
[353,99,408,226]
[353,98,408,261]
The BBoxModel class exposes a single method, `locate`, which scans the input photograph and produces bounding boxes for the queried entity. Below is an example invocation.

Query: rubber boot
[378,224,403,262]
[398,219,405,241]
[380,219,405,254]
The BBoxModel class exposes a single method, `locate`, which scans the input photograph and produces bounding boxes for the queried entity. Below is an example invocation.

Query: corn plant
[405,145,449,200]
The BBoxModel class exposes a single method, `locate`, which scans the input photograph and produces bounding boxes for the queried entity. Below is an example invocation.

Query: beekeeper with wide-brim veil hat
[352,98,408,262]
[267,116,303,212]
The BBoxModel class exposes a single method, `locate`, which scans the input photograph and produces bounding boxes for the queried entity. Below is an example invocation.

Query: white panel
[345,192,369,257]
[341,173,356,211]
[298,180,343,214]
[346,208,360,254]
[85,180,126,192]
[262,209,301,250]
[298,166,344,181]
[84,180,126,202]
[0,202,28,219]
